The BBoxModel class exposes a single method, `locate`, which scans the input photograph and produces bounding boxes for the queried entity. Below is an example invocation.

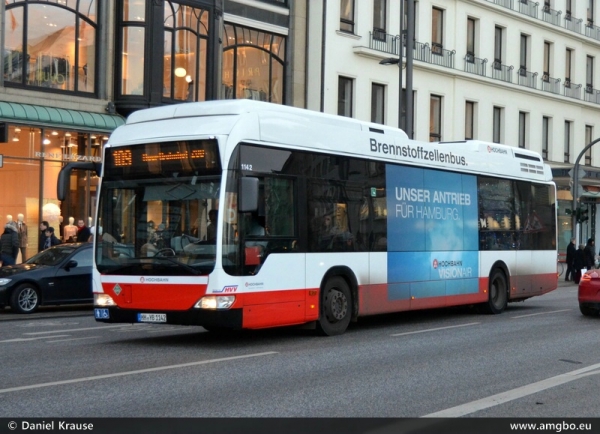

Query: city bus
[57,100,557,335]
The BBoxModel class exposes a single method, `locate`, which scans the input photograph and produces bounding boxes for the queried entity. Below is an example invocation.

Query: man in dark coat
[76,219,91,242]
[584,238,596,270]
[42,227,61,250]
[1,224,19,266]
[38,221,49,252]
[565,237,576,281]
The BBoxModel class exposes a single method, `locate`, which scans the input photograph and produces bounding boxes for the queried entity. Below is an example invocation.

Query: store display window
[3,0,98,94]
[222,23,285,104]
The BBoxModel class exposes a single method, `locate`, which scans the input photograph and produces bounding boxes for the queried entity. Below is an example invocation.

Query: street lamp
[378,57,403,130]
[378,0,414,139]
[571,137,600,243]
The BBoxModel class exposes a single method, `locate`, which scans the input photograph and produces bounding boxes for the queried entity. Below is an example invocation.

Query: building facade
[306,0,600,255]
[0,0,305,260]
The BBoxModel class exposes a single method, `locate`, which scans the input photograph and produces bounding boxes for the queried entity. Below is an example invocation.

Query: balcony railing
[361,29,600,107]
[541,74,561,94]
[369,30,401,56]
[564,15,583,33]
[518,68,538,89]
[410,42,456,69]
[584,86,600,104]
[488,0,513,9]
[431,46,455,68]
[464,55,487,76]
[585,23,600,41]
[482,0,600,44]
[518,0,538,19]
[564,81,582,99]
[492,61,513,83]
[542,5,561,26]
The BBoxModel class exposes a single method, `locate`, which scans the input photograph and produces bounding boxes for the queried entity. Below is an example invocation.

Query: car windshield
[26,246,78,266]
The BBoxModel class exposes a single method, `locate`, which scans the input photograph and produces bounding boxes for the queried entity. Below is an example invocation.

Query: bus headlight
[195,296,235,310]
[94,293,116,307]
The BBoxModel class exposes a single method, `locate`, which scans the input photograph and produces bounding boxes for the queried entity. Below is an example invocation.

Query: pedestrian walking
[565,237,576,281]
[0,224,19,266]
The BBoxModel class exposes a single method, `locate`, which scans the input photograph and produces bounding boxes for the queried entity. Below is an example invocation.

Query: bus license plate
[137,313,167,323]
[94,308,109,319]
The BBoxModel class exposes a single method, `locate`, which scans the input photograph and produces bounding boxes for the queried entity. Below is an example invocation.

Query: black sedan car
[0,243,92,313]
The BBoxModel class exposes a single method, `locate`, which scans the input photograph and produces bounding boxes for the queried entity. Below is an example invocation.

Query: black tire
[481,269,508,314]
[10,283,40,314]
[316,276,352,336]
[579,304,599,317]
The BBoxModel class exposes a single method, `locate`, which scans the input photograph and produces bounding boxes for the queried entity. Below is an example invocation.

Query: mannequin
[16,213,27,262]
[6,214,13,225]
[64,216,77,242]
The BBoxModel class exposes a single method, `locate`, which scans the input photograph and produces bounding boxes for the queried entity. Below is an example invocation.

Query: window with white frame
[465,101,475,140]
[585,125,593,165]
[587,55,594,92]
[373,0,386,39]
[564,121,572,163]
[432,7,444,55]
[430,95,442,142]
[543,41,551,81]
[340,0,355,33]
[494,26,503,69]
[371,83,385,124]
[466,18,476,62]
[338,76,353,117]
[519,34,529,75]
[566,48,573,87]
[542,116,550,160]
[493,106,503,144]
[518,111,527,148]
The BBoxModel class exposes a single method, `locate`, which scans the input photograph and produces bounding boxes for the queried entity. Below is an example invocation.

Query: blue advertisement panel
[386,165,479,299]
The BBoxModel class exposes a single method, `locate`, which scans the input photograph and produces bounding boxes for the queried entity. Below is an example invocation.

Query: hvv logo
[214,285,238,293]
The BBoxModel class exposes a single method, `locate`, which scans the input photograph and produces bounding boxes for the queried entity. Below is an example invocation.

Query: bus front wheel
[317,276,352,336]
[482,269,508,314]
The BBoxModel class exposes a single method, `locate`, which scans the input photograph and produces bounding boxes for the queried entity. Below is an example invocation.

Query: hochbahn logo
[140,277,169,283]
[487,145,508,154]
[432,258,473,278]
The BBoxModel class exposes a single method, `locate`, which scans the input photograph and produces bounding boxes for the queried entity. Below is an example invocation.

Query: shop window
[163,2,209,102]
[3,1,98,94]
[222,23,285,104]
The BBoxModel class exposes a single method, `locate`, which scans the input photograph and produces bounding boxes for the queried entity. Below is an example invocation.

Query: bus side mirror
[57,162,102,201]
[239,177,259,212]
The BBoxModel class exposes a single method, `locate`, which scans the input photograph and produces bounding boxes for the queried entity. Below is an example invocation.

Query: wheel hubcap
[326,288,347,322]
[18,288,38,311]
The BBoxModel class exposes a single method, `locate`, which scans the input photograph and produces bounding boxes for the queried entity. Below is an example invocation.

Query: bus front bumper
[94,306,243,329]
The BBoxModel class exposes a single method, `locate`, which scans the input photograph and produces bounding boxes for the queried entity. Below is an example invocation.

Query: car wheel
[10,283,40,314]
[579,303,599,317]
[316,276,352,336]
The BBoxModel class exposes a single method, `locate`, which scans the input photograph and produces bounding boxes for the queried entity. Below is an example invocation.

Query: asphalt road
[0,281,598,419]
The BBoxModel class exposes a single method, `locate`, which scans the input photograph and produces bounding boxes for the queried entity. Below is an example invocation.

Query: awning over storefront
[0,101,125,133]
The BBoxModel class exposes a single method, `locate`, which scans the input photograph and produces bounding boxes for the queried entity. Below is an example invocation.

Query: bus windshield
[95,140,222,276]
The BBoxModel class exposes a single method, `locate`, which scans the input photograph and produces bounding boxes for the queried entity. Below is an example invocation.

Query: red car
[578,270,600,317]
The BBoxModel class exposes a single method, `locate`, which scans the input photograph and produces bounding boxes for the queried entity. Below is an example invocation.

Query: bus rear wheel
[482,269,508,314]
[317,276,352,336]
